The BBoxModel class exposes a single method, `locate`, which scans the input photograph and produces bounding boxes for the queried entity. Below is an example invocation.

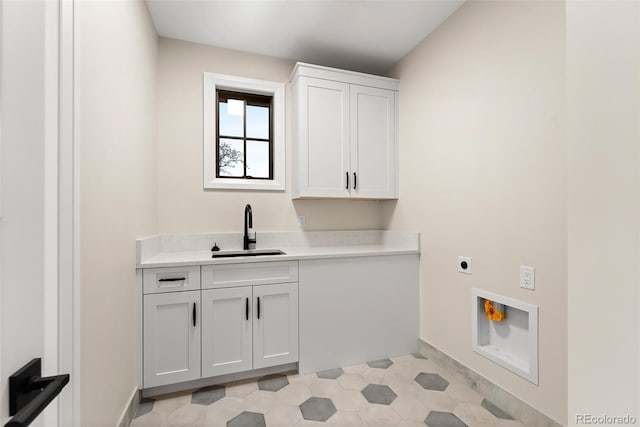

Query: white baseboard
[116,387,140,427]
[419,339,562,427]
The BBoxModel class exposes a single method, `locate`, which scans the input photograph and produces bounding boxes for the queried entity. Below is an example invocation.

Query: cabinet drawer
[143,266,201,294]
[202,261,298,289]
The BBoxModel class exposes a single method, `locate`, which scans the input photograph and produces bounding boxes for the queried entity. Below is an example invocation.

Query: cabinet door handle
[245,297,249,321]
[257,297,261,319]
[345,172,349,190]
[158,277,186,282]
[353,172,357,190]
[192,302,196,327]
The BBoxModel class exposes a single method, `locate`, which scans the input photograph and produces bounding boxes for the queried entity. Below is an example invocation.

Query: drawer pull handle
[158,277,186,282]
[345,172,349,190]
[245,298,249,321]
[192,303,196,327]
[353,172,357,190]
[257,297,261,319]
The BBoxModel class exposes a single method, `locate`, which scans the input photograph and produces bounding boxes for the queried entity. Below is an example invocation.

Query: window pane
[246,105,269,139]
[219,101,243,137]
[246,140,270,178]
[219,138,244,177]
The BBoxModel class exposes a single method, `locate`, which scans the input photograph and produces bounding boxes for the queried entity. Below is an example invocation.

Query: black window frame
[216,89,274,180]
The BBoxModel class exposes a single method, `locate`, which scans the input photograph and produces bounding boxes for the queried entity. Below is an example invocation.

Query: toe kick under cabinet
[141,261,299,389]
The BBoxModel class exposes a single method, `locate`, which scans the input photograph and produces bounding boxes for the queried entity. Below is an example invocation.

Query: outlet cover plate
[520,265,535,290]
[458,256,472,274]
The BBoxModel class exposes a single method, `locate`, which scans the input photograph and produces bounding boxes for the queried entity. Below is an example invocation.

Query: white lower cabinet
[201,283,299,377]
[253,283,299,369]
[298,255,419,374]
[201,287,253,377]
[143,290,201,388]
[142,263,299,390]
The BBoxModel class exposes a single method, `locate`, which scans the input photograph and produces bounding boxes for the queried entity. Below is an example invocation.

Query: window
[203,73,285,190]
[217,90,272,179]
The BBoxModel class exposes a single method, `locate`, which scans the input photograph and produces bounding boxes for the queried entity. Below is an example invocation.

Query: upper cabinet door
[350,85,397,199]
[295,76,351,198]
[143,290,201,388]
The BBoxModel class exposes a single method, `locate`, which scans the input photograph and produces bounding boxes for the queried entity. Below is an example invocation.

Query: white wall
[566,1,640,425]
[383,1,567,423]
[157,38,384,235]
[77,1,158,425]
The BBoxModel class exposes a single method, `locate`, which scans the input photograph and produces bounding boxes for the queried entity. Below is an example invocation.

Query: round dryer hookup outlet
[458,256,472,274]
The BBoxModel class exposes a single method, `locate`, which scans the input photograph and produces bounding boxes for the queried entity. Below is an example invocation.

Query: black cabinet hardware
[158,277,186,282]
[353,172,357,190]
[345,172,349,190]
[192,303,196,327]
[6,358,69,427]
[257,297,261,319]
[245,298,249,320]
[211,243,220,251]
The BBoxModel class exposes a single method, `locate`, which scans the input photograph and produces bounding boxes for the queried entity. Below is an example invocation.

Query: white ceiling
[145,1,464,75]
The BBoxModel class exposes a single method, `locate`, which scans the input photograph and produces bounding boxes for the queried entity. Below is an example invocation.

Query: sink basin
[211,249,286,258]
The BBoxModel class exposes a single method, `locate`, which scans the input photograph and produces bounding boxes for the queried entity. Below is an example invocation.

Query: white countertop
[137,230,420,268]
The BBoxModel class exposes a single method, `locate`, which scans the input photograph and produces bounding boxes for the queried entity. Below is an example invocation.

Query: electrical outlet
[297,215,306,228]
[458,256,472,274]
[520,266,535,290]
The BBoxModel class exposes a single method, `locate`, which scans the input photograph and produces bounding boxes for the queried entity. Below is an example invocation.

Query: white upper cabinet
[291,63,398,200]
[295,77,351,198]
[350,84,396,199]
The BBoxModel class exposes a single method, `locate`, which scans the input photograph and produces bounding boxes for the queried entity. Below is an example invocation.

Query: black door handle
[257,297,261,319]
[158,277,186,282]
[7,358,69,427]
[192,302,196,327]
[353,172,357,190]
[245,297,249,320]
[345,172,349,190]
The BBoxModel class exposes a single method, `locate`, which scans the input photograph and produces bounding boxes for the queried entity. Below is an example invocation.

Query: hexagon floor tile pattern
[481,398,514,420]
[367,358,394,369]
[191,384,225,405]
[415,372,450,392]
[258,374,289,392]
[130,353,524,427]
[227,411,266,427]
[299,396,337,421]
[316,367,344,379]
[361,383,398,405]
[425,410,468,427]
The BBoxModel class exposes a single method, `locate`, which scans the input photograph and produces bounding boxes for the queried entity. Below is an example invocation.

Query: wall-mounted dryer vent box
[472,288,538,384]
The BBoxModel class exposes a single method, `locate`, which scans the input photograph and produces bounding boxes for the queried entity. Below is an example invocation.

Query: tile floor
[131,354,525,427]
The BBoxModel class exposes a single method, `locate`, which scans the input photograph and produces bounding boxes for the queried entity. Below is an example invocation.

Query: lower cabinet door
[143,290,201,388]
[253,283,299,369]
[202,286,253,377]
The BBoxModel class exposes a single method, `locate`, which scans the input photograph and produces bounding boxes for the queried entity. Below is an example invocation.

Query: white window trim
[203,72,285,190]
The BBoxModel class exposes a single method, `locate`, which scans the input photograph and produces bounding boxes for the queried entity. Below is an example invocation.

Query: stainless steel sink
[211,249,286,258]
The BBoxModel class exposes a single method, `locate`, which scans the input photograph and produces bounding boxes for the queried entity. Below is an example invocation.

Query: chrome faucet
[243,204,256,250]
